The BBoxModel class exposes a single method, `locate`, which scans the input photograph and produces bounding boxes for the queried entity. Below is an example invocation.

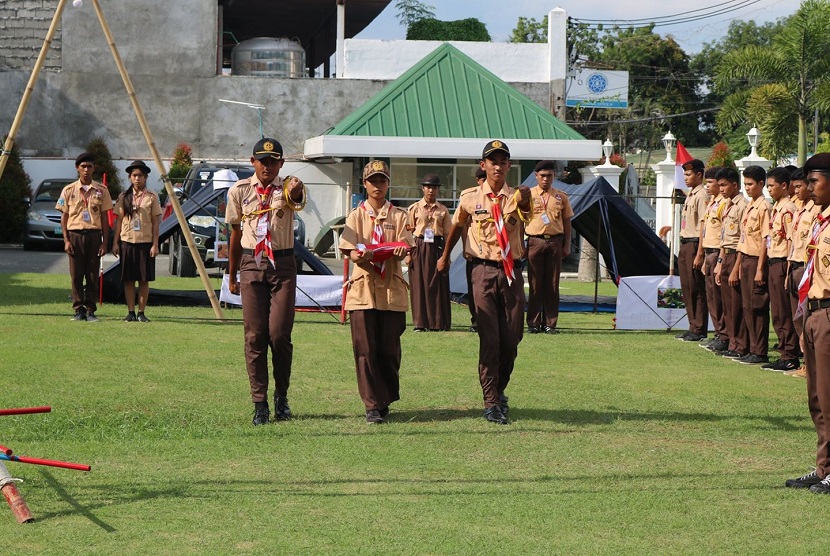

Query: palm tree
[714,0,830,164]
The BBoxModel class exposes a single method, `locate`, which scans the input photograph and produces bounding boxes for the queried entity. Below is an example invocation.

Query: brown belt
[242,248,293,257]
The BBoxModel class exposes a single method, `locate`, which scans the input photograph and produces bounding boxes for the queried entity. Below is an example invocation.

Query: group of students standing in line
[674,153,830,494]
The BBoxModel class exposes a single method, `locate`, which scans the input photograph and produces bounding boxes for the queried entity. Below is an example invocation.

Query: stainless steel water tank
[231,37,306,78]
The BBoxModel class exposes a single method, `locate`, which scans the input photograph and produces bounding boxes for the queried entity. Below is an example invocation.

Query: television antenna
[218,98,266,138]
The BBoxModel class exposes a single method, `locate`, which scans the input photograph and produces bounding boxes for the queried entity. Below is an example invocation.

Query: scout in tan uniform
[56,152,113,322]
[406,174,452,331]
[699,167,728,352]
[677,159,709,341]
[339,161,413,424]
[112,160,162,322]
[787,168,819,344]
[464,168,487,332]
[226,138,306,426]
[762,167,799,371]
[525,160,573,334]
[734,165,771,365]
[437,140,532,425]
[785,153,830,493]
[713,168,749,358]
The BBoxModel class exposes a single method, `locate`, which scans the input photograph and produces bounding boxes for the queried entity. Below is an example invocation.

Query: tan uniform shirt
[225,175,302,250]
[808,206,830,300]
[114,189,163,244]
[339,201,414,312]
[768,197,797,258]
[702,194,725,249]
[525,186,573,236]
[56,180,113,230]
[453,182,528,261]
[680,185,708,239]
[790,200,821,263]
[406,199,452,237]
[720,194,748,249]
[737,196,770,257]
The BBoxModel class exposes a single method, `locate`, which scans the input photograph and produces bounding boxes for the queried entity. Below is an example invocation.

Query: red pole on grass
[0,406,51,416]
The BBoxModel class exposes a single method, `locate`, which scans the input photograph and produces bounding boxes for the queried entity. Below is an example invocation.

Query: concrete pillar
[578,164,624,191]
[548,8,567,121]
[651,159,677,244]
[336,0,346,78]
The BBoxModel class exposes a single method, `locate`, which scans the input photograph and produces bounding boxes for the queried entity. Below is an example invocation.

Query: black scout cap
[482,140,510,159]
[804,153,830,173]
[420,174,442,187]
[75,152,95,166]
[534,160,556,172]
[252,138,283,160]
[682,159,705,173]
[125,159,151,175]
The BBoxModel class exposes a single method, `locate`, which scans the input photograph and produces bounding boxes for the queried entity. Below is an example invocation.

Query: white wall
[342,39,550,82]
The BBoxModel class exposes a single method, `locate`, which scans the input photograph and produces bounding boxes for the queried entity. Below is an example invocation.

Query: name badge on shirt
[82,210,91,222]
[541,213,551,225]
[256,215,268,240]
[132,216,141,231]
[424,227,435,243]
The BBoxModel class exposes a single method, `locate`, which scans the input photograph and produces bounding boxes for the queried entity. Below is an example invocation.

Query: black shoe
[85,311,100,323]
[675,331,690,340]
[483,406,508,424]
[252,402,270,426]
[682,332,706,342]
[124,312,136,322]
[762,358,799,371]
[468,325,478,333]
[809,476,830,494]
[274,396,292,420]
[528,326,541,334]
[365,409,384,424]
[705,339,729,352]
[726,351,748,359]
[499,392,509,416]
[378,406,389,418]
[136,312,150,323]
[543,326,559,334]
[739,354,769,365]
[785,470,821,489]
[71,311,87,321]
[413,327,427,332]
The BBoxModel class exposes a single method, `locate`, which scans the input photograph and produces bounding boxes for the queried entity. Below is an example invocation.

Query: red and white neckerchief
[795,211,830,319]
[362,200,390,278]
[254,181,277,267]
[770,200,793,240]
[487,191,514,285]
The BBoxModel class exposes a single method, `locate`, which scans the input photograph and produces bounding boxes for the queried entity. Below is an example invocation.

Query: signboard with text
[566,70,629,109]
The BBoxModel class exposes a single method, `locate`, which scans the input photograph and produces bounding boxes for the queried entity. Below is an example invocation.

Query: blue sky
[356,0,802,53]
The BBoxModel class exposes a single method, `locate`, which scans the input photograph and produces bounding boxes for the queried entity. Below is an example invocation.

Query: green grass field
[1,273,828,554]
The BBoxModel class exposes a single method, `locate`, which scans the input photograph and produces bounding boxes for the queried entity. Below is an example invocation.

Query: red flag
[674,141,693,192]
[102,173,117,228]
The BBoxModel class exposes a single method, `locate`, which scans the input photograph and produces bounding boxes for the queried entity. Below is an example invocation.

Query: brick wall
[0,0,61,70]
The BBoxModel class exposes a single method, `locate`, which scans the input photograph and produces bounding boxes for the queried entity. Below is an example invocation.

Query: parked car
[165,162,306,277]
[23,178,75,250]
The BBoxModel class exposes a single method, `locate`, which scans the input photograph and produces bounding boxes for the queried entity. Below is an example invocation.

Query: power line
[572,0,763,29]
[566,107,720,126]
[573,0,752,24]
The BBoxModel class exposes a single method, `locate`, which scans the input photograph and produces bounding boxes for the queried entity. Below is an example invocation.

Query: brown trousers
[678,241,707,334]
[68,229,103,313]
[466,258,477,326]
[471,261,525,408]
[349,309,406,411]
[526,235,564,329]
[409,237,451,330]
[789,265,806,338]
[704,251,726,340]
[739,255,769,356]
[803,307,830,478]
[720,252,748,354]
[239,254,296,403]
[768,260,798,360]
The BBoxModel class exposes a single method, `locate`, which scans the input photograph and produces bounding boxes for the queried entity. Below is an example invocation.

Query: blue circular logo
[587,73,607,94]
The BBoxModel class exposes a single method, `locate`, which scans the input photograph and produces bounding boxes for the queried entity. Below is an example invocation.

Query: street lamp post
[601,138,614,166]
[662,131,676,162]
[746,127,761,158]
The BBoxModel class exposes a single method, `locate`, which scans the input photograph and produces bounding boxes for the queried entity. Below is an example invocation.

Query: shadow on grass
[0,275,68,307]
[37,469,117,531]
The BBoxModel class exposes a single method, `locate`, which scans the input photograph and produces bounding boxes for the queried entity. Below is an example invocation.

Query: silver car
[23,178,75,250]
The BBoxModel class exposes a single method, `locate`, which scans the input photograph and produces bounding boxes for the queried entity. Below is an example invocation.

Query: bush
[86,136,123,198]
[407,18,490,41]
[0,138,32,242]
[162,143,193,205]
[707,141,737,169]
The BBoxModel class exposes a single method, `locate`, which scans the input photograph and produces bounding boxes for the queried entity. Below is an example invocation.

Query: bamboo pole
[0,0,70,183]
[89,0,224,320]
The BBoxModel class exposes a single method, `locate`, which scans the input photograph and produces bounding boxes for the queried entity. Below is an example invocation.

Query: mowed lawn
[1,273,828,555]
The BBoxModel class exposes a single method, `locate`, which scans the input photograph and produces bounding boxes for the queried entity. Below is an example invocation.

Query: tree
[395,0,435,28]
[509,16,547,44]
[86,136,123,197]
[407,18,490,42]
[707,141,737,169]
[714,0,830,164]
[0,138,31,242]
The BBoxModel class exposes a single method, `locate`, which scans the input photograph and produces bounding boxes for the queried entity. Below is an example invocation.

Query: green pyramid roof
[327,43,585,141]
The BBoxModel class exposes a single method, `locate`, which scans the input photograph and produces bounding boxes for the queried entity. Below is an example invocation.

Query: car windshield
[35,180,71,202]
